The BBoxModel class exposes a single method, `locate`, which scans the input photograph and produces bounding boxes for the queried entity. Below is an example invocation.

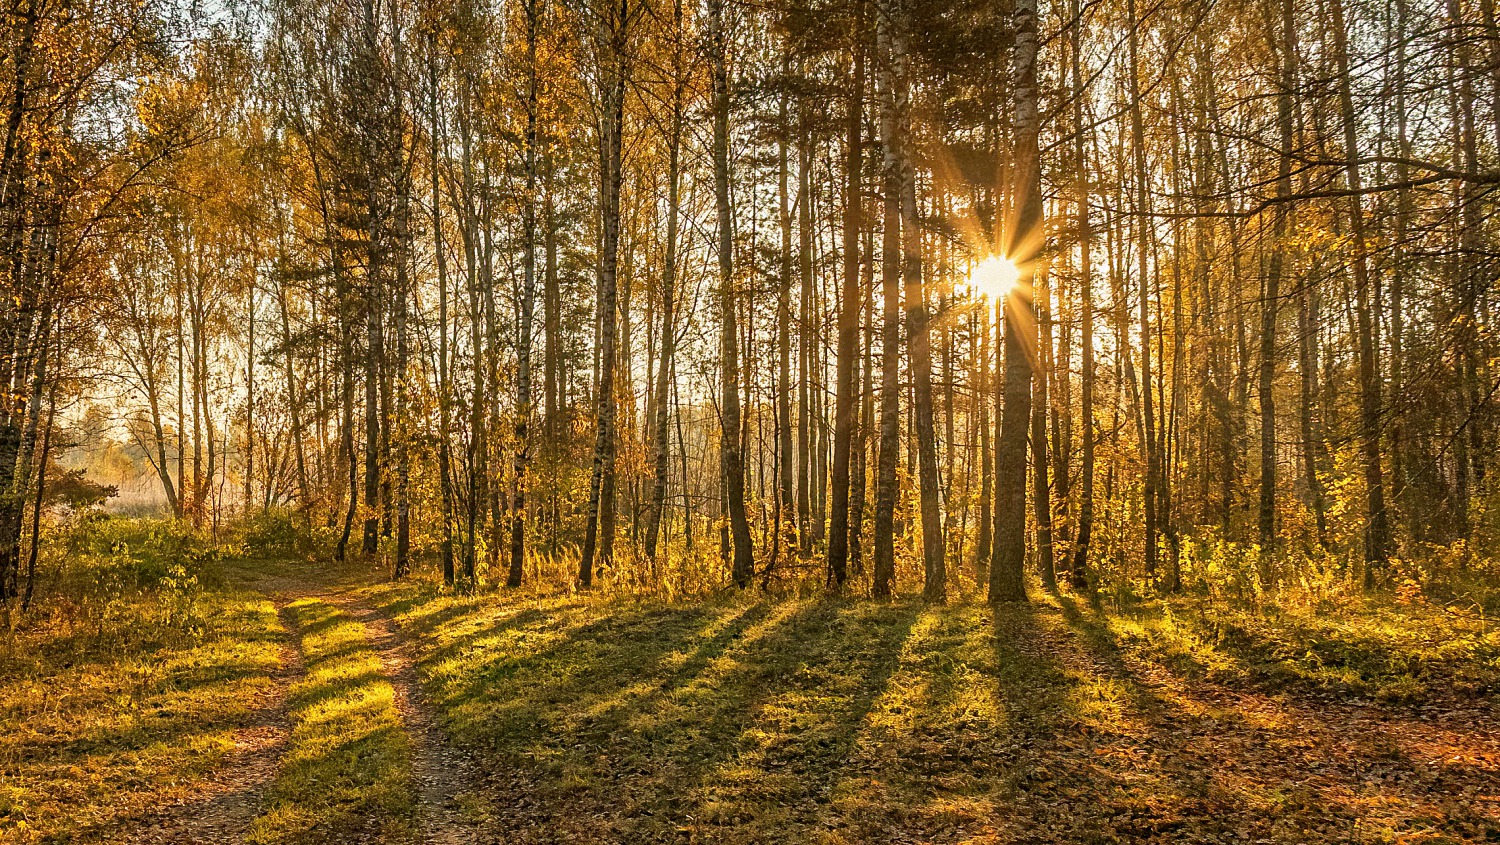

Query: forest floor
[2,553,1499,844]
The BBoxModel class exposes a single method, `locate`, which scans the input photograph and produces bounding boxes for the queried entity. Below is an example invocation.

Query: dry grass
[0,588,283,843]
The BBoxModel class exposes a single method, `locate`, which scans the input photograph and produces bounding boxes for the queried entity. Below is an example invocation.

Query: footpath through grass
[0,532,420,845]
[355,576,1500,844]
[248,597,415,845]
[5,534,1499,843]
[0,583,284,843]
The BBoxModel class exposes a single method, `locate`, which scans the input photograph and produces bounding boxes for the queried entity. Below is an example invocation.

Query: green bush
[239,507,320,560]
[26,517,218,636]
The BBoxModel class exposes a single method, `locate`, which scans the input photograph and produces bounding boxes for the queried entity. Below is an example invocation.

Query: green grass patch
[353,582,1159,841]
[0,586,284,843]
[249,598,414,845]
[361,584,934,840]
[347,576,1500,843]
[1102,593,1500,702]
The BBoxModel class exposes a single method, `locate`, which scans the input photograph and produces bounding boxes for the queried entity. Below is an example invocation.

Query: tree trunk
[884,0,944,602]
[828,2,865,586]
[1126,0,1158,581]
[991,0,1041,604]
[1259,0,1295,562]
[1070,0,1094,589]
[976,289,993,571]
[871,0,903,599]
[645,0,684,562]
[704,0,754,588]
[1328,0,1391,582]
[579,0,630,588]
[1032,268,1055,591]
[796,134,812,554]
[429,39,457,585]
[778,82,797,559]
[509,0,541,588]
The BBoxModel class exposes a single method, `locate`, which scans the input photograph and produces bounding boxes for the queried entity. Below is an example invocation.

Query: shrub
[239,507,321,560]
[16,517,218,638]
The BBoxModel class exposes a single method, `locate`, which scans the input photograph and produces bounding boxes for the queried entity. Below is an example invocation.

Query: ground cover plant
[0,522,285,843]
[347,572,1500,843]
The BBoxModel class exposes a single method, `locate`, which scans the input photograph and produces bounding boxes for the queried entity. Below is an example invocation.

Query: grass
[248,598,415,845]
[355,571,1500,843]
[6,530,1499,843]
[0,532,417,845]
[1103,591,1500,703]
[0,583,284,844]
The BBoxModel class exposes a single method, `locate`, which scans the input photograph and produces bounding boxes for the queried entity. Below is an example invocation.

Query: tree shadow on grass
[365,586,493,638]
[1044,594,1479,843]
[251,722,414,845]
[433,602,747,751]
[672,600,923,839]
[790,600,1211,844]
[0,596,286,844]
[460,597,922,843]
[250,599,415,845]
[413,605,555,686]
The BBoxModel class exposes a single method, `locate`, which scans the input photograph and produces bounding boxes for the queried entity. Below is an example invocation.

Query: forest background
[2,0,1500,838]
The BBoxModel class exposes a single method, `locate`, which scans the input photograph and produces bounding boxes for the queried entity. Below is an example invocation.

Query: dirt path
[124,602,304,845]
[132,558,477,844]
[333,596,476,845]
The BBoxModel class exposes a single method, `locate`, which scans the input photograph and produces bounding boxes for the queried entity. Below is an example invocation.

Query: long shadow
[1053,594,1178,717]
[464,597,922,841]
[253,598,416,844]
[1058,598,1500,832]
[415,606,553,679]
[634,602,772,698]
[1042,595,1465,841]
[15,682,283,844]
[280,603,352,640]
[986,600,1221,842]
[30,647,281,760]
[672,600,922,835]
[26,643,282,753]
[435,603,736,745]
[153,657,282,697]
[21,598,279,672]
[257,721,414,843]
[46,714,250,763]
[1055,595,1308,735]
[365,586,491,635]
[296,636,377,671]
[285,668,388,714]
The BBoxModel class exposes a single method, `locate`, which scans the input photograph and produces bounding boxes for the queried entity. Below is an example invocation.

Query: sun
[969,255,1021,300]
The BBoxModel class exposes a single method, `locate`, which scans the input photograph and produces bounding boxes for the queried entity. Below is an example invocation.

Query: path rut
[124,601,303,845]
[335,596,476,845]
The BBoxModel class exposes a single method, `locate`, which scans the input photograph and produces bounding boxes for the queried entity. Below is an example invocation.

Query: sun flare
[969,255,1021,300]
